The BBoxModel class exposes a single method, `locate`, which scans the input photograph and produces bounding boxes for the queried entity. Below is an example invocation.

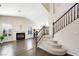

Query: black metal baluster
[74,6,76,20]
[57,22,58,32]
[77,4,79,18]
[67,13,68,25]
[75,4,77,19]
[56,22,58,31]
[63,17,65,28]
[72,7,74,22]
[61,17,63,29]
[56,23,57,32]
[60,19,61,30]
[59,20,61,30]
[54,24,56,33]
[64,15,66,27]
[55,23,57,32]
[61,18,63,29]
[69,10,71,24]
[53,3,78,34]
[66,14,67,26]
[60,19,62,30]
[68,11,70,24]
[71,9,73,22]
[52,23,54,38]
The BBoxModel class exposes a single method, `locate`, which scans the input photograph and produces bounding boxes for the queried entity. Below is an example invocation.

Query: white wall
[0,15,35,42]
[54,18,79,56]
[53,3,75,22]
[49,3,54,38]
[49,3,79,55]
[49,3,75,38]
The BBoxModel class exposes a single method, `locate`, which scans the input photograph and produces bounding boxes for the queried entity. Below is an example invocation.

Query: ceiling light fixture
[0,4,2,7]
[18,10,22,12]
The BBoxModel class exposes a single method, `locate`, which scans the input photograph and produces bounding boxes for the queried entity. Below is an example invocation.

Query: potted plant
[0,35,5,44]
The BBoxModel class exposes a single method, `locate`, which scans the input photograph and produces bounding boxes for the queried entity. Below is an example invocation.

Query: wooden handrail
[38,27,43,34]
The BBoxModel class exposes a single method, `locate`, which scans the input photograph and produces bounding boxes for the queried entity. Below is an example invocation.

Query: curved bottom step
[38,44,67,56]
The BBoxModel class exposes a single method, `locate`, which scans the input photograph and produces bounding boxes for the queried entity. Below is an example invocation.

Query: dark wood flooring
[0,39,72,56]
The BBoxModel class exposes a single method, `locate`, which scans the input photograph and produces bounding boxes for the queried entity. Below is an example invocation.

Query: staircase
[34,26,67,55]
[33,3,79,56]
[38,35,67,55]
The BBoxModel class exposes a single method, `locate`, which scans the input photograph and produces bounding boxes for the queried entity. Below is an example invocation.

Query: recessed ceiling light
[18,10,22,12]
[0,4,2,7]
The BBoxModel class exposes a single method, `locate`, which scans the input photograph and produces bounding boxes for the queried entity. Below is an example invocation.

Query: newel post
[43,26,45,35]
[52,22,54,38]
[33,29,38,48]
[33,29,36,39]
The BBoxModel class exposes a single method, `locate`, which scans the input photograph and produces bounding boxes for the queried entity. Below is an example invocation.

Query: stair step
[38,44,67,55]
[43,35,51,38]
[46,42,62,48]
[39,41,62,49]
[42,39,58,44]
[38,34,67,55]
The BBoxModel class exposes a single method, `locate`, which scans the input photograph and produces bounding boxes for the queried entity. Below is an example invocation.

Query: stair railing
[53,3,79,37]
[33,26,48,48]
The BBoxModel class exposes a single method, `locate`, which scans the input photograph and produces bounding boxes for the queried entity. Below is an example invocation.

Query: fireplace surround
[16,33,25,40]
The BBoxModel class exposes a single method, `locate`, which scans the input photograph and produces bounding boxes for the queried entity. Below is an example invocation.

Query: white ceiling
[0,3,49,27]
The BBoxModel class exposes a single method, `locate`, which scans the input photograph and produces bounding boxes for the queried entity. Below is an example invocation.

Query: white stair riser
[42,40,58,44]
[38,40,62,48]
[38,35,67,55]
[53,41,58,44]
[38,44,66,52]
[52,45,62,48]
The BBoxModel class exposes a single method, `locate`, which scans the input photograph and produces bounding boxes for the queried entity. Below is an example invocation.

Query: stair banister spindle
[77,4,79,18]
[33,26,48,48]
[72,7,75,22]
[53,3,78,34]
[56,22,58,32]
[69,11,71,24]
[53,22,54,38]
[64,16,65,27]
[75,4,78,19]
[68,12,70,24]
[74,6,76,20]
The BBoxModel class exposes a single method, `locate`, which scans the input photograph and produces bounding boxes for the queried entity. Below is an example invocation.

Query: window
[28,26,32,34]
[2,23,13,36]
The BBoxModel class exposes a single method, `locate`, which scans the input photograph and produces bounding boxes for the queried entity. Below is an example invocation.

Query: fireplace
[16,33,25,40]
